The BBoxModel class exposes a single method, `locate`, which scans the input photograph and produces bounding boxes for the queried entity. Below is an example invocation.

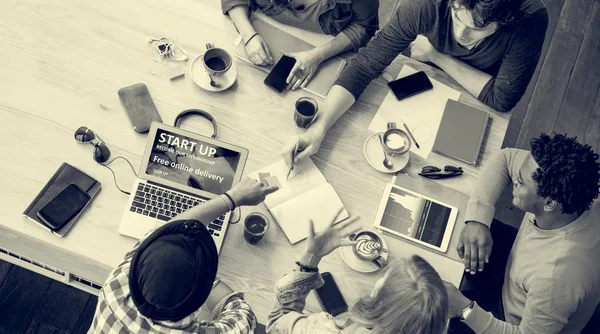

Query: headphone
[173,109,218,139]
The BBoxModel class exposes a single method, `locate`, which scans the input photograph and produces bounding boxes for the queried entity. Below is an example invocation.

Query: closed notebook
[249,159,349,244]
[23,162,101,237]
[432,100,489,166]
[235,17,347,98]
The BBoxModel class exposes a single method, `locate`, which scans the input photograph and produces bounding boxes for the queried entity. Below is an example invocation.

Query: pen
[286,140,300,180]
[401,119,420,149]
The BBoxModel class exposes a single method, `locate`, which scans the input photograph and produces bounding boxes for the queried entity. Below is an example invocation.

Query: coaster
[339,230,389,273]
[191,55,237,92]
[363,133,409,174]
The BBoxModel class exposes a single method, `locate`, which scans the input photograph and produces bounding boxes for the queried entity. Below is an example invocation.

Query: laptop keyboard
[129,183,226,237]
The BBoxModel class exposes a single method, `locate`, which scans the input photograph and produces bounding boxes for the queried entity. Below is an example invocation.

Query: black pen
[401,118,420,149]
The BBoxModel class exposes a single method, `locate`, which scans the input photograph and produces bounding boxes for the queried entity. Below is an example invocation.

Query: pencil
[401,119,420,149]
[286,140,300,180]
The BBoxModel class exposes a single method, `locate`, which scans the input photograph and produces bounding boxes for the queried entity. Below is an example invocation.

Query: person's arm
[461,279,582,333]
[226,6,258,46]
[338,0,379,51]
[464,148,529,228]
[266,254,326,333]
[429,52,493,100]
[475,10,548,112]
[310,0,433,136]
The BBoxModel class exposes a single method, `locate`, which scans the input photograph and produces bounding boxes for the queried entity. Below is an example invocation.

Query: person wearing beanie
[89,177,279,333]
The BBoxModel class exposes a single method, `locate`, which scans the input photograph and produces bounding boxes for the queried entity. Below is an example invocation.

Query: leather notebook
[432,100,489,166]
[235,17,347,98]
[23,162,101,237]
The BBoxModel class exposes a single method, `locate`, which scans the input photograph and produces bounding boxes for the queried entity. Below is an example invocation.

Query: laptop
[119,122,248,253]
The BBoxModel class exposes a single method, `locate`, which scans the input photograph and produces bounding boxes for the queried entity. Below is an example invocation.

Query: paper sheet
[368,65,461,159]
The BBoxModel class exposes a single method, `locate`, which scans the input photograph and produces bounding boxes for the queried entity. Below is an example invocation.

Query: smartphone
[264,55,296,93]
[315,272,348,316]
[387,71,433,101]
[37,184,90,231]
[118,83,163,133]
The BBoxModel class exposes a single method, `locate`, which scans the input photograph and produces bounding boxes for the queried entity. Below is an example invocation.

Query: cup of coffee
[351,231,388,268]
[243,212,269,244]
[202,45,232,77]
[382,122,411,156]
[294,97,318,128]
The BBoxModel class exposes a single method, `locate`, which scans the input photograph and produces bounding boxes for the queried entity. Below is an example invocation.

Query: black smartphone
[118,83,163,133]
[387,71,433,101]
[37,184,90,231]
[315,272,348,316]
[264,55,296,93]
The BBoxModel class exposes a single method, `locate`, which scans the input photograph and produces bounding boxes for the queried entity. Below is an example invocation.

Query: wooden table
[0,0,509,325]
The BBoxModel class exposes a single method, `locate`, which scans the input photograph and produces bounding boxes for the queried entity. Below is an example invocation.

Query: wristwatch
[460,300,476,322]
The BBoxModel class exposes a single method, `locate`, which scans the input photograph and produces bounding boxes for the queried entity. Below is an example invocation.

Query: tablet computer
[373,183,458,253]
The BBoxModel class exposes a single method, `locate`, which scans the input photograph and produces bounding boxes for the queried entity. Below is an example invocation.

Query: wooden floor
[0,259,97,334]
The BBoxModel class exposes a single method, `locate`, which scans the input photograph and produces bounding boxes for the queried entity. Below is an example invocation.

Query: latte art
[354,239,382,259]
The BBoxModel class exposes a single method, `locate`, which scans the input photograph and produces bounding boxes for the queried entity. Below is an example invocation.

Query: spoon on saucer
[207,73,221,88]
[378,134,393,169]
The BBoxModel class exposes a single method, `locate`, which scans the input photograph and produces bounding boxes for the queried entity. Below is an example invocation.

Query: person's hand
[283,49,323,90]
[245,34,273,66]
[227,177,279,206]
[409,35,441,64]
[443,281,472,318]
[457,221,493,274]
[281,130,325,168]
[305,208,361,258]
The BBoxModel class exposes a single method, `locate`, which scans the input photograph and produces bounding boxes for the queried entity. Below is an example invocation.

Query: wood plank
[553,2,600,138]
[72,295,98,334]
[0,266,52,334]
[584,87,600,154]
[0,259,12,287]
[24,320,57,334]
[515,0,595,149]
[33,280,91,332]
[502,0,566,149]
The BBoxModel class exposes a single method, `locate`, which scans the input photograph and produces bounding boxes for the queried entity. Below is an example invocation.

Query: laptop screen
[145,128,241,195]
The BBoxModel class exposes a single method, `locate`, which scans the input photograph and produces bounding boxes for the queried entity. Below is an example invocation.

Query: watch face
[461,301,475,321]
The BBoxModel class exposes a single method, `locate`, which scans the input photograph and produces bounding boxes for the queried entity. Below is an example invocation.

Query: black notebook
[23,162,101,237]
[432,100,489,166]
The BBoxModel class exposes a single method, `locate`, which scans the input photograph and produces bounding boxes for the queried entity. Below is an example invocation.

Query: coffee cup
[381,122,411,156]
[243,212,269,244]
[202,45,232,77]
[294,97,318,128]
[351,231,388,268]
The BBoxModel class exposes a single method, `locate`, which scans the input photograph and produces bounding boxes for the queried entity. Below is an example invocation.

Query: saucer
[190,54,237,92]
[363,133,410,174]
[340,230,389,273]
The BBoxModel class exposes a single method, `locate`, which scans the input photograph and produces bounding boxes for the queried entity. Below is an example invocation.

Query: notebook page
[270,183,348,244]
[248,158,326,209]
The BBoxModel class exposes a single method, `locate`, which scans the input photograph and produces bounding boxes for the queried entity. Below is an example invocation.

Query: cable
[100,156,138,195]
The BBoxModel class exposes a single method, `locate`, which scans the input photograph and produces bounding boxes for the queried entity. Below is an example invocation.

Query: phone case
[316,272,348,316]
[118,83,162,132]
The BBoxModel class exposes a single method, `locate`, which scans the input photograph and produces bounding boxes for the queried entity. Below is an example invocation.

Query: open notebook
[235,17,347,98]
[249,159,349,244]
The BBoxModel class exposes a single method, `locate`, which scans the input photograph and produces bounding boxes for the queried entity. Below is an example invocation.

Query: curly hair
[530,133,600,215]
[453,0,521,27]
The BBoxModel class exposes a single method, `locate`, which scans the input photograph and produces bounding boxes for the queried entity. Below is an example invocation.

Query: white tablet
[373,183,458,253]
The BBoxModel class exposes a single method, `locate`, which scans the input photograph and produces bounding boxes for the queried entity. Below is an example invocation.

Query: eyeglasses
[419,165,464,179]
[74,126,111,163]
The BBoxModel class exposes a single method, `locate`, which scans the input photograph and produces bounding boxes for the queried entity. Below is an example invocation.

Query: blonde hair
[351,255,448,334]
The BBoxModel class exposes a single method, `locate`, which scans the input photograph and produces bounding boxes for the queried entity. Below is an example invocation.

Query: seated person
[267,211,449,333]
[221,0,379,90]
[89,178,279,333]
[281,0,548,166]
[443,133,600,333]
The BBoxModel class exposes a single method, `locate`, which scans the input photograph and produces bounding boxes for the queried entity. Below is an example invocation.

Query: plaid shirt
[88,230,256,334]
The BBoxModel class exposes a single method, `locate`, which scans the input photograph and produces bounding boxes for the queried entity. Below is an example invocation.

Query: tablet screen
[379,185,452,247]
